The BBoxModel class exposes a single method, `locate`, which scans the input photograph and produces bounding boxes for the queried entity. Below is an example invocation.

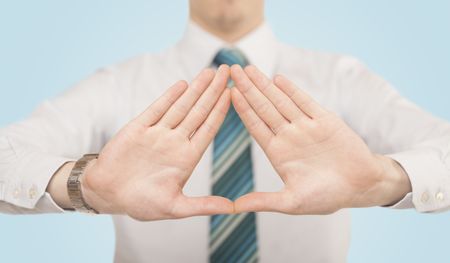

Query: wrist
[79,159,100,211]
[47,162,75,210]
[374,154,412,206]
[80,159,121,214]
[66,154,100,214]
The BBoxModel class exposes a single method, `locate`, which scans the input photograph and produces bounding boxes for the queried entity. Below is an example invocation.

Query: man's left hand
[230,65,412,215]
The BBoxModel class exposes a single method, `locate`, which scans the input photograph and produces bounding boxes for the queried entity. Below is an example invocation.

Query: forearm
[0,134,73,213]
[46,159,102,213]
[375,155,412,207]
[46,162,74,210]
[0,67,123,214]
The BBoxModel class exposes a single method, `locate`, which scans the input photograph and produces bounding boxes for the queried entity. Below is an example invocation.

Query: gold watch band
[67,154,99,214]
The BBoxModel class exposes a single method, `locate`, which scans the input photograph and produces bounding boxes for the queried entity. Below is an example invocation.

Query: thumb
[234,191,288,213]
[172,195,235,218]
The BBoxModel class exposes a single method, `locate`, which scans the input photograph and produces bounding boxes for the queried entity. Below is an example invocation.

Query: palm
[271,114,382,213]
[98,123,197,219]
[230,65,385,215]
[83,66,235,221]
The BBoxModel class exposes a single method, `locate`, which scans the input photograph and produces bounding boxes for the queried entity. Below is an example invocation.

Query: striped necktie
[209,48,259,263]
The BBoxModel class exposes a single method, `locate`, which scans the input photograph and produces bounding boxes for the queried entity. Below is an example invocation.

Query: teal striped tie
[209,48,259,263]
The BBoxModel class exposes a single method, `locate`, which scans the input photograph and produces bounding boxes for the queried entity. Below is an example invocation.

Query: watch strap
[67,154,99,214]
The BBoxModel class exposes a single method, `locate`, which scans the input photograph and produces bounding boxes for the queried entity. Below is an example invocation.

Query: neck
[190,16,264,43]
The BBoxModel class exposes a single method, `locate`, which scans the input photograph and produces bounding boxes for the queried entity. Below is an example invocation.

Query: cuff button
[421,192,430,203]
[13,188,20,199]
[28,186,37,199]
[436,192,444,201]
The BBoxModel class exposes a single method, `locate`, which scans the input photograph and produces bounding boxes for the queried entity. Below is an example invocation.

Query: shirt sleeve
[335,57,450,213]
[0,67,125,214]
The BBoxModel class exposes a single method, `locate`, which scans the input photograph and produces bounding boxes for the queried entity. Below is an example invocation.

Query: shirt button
[13,188,20,199]
[421,192,430,203]
[28,186,37,199]
[436,192,444,201]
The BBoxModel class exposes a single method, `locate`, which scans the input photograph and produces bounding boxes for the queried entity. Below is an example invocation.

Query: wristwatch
[67,154,99,214]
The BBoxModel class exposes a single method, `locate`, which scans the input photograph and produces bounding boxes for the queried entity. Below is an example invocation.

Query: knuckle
[256,102,271,114]
[288,192,304,214]
[247,119,261,132]
[167,197,185,219]
[285,88,296,99]
[260,78,272,92]
[165,94,178,104]
[149,108,162,119]
[173,103,190,115]
[190,85,203,97]
[192,103,209,117]
[177,125,192,137]
[297,96,313,108]
[290,89,302,99]
[165,206,178,219]
[273,98,287,110]
[272,122,287,134]
[240,83,252,94]
[291,89,310,106]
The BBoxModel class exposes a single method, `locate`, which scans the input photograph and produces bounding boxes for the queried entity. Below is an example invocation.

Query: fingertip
[178,195,236,217]
[217,65,231,81]
[272,74,280,81]
[204,67,216,73]
[176,79,189,89]
[218,63,230,71]
[210,196,235,214]
[193,68,216,86]
[230,64,243,76]
[230,64,241,70]
[164,80,188,102]
[245,65,269,87]
[273,74,285,84]
[235,192,285,213]
[233,195,252,213]
[243,64,256,74]
[202,67,216,77]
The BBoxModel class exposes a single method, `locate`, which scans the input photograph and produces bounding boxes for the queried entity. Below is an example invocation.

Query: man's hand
[230,65,412,215]
[81,65,234,221]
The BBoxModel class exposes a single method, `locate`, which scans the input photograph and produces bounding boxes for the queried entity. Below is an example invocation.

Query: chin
[213,17,242,32]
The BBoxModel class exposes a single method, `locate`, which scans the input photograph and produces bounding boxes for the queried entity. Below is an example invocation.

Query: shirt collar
[176,20,280,80]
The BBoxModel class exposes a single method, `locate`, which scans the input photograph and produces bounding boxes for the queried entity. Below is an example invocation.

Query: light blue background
[1,1,449,262]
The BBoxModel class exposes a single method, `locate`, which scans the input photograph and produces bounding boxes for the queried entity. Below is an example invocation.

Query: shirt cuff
[386,148,450,212]
[1,151,73,212]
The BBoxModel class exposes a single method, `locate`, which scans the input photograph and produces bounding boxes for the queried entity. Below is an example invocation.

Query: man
[1,0,450,262]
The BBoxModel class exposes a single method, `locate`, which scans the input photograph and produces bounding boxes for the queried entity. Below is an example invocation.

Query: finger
[134,80,188,126]
[173,195,235,218]
[230,65,288,133]
[244,65,306,121]
[234,191,288,213]
[177,65,229,136]
[158,68,216,128]
[191,89,231,151]
[231,87,273,149]
[273,74,327,118]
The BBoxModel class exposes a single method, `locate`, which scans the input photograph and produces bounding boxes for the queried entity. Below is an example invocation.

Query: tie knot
[213,48,249,68]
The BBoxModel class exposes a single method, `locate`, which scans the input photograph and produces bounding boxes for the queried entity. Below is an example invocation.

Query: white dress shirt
[1,20,450,262]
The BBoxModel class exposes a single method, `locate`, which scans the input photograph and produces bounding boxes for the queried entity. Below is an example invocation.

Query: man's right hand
[77,65,233,221]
